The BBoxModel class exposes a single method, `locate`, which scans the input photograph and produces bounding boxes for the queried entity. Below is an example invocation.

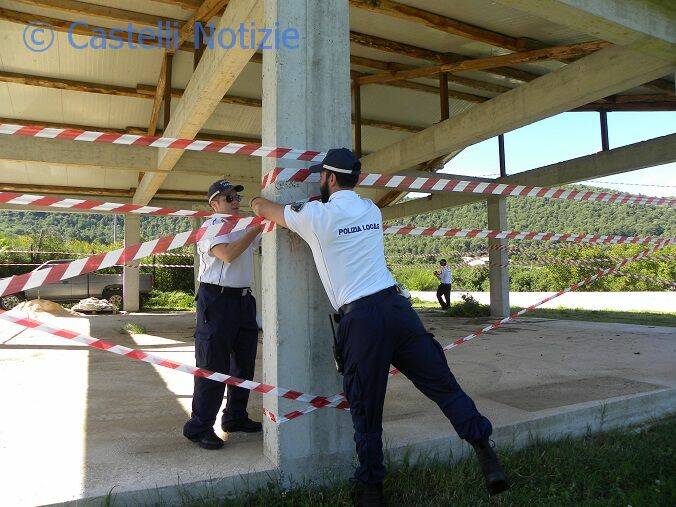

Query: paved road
[410,291,676,313]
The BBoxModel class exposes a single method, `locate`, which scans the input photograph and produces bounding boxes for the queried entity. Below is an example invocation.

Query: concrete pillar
[122,215,141,312]
[487,197,510,317]
[261,0,353,477]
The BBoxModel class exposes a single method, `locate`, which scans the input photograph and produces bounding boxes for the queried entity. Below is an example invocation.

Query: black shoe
[186,430,224,450]
[354,482,386,506]
[471,439,510,495]
[221,417,262,433]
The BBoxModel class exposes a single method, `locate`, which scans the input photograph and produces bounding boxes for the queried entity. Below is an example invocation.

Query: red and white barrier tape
[0,190,228,218]
[0,309,348,421]
[269,243,666,423]
[2,122,672,210]
[1,244,664,425]
[1,218,672,297]
[263,168,675,208]
[0,123,325,162]
[0,216,267,297]
[382,225,674,246]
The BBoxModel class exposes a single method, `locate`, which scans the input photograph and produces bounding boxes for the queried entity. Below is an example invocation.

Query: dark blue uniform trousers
[183,286,259,438]
[338,291,492,485]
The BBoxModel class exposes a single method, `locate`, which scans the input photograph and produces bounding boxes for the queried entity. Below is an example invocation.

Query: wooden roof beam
[355,40,611,86]
[350,55,509,95]
[492,0,676,64]
[381,133,676,220]
[11,0,178,27]
[349,0,531,51]
[0,73,426,132]
[349,31,540,84]
[360,45,674,176]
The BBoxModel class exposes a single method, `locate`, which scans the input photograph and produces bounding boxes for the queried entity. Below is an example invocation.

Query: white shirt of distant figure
[435,263,453,284]
[440,265,452,284]
[197,184,262,287]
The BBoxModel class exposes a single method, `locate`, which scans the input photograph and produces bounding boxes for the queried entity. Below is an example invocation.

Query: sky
[437,111,675,198]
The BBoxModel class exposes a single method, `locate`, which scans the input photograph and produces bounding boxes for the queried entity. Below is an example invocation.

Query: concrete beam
[0,135,262,181]
[360,46,675,176]
[380,132,676,220]
[134,0,264,205]
[493,0,676,64]
[0,134,155,173]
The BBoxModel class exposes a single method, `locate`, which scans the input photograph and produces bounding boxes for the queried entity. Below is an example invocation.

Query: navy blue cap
[208,179,244,203]
[309,147,361,175]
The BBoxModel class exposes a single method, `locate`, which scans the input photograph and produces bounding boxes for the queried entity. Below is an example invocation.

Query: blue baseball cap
[309,147,361,175]
[208,179,244,203]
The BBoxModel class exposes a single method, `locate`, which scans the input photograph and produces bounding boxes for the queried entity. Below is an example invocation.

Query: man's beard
[320,179,330,203]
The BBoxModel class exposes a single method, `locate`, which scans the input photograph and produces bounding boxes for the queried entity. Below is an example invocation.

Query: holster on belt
[329,314,344,375]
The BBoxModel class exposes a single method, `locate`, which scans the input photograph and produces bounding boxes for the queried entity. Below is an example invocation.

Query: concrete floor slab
[0,309,674,505]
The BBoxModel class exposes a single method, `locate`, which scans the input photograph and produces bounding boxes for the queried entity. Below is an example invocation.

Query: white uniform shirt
[283,190,397,310]
[197,217,260,287]
[440,266,452,284]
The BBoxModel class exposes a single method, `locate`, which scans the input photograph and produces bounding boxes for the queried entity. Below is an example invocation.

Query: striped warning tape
[0,244,664,425]
[0,216,268,297]
[0,123,325,162]
[262,167,675,207]
[382,225,674,246]
[0,249,194,257]
[0,309,348,422]
[1,218,672,297]
[268,243,666,423]
[0,190,224,218]
[1,121,672,210]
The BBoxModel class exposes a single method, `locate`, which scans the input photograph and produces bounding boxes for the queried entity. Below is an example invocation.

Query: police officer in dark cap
[183,179,263,450]
[250,149,509,504]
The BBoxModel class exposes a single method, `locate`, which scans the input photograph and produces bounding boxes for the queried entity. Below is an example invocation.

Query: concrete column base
[487,197,509,317]
[122,215,141,312]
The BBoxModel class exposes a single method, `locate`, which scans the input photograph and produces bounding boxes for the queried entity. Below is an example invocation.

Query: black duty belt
[338,285,399,318]
[200,283,251,296]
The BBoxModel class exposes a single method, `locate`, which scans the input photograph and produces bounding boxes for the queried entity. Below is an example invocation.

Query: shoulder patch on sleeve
[290,201,306,212]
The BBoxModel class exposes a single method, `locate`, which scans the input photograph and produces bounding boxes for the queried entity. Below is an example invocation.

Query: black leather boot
[186,430,224,450]
[354,482,386,506]
[471,439,510,495]
[221,417,262,433]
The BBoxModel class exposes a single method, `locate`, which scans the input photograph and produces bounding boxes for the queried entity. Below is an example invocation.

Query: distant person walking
[435,259,452,310]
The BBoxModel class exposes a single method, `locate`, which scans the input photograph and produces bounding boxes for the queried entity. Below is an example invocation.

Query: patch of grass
[152,417,676,506]
[143,290,195,311]
[410,297,438,309]
[411,294,491,317]
[446,294,490,317]
[121,322,146,334]
[516,307,676,327]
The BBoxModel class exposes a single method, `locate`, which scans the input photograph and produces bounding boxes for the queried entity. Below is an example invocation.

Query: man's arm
[211,225,262,263]
[250,197,288,228]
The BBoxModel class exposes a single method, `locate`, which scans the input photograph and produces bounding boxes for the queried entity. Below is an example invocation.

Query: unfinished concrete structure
[0,0,674,503]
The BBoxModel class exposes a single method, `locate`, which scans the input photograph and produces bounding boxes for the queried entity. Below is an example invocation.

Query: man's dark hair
[327,170,359,189]
[439,259,447,265]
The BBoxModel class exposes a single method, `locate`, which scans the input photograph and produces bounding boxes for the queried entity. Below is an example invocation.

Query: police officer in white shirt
[435,259,453,310]
[250,149,508,504]
[183,180,263,450]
